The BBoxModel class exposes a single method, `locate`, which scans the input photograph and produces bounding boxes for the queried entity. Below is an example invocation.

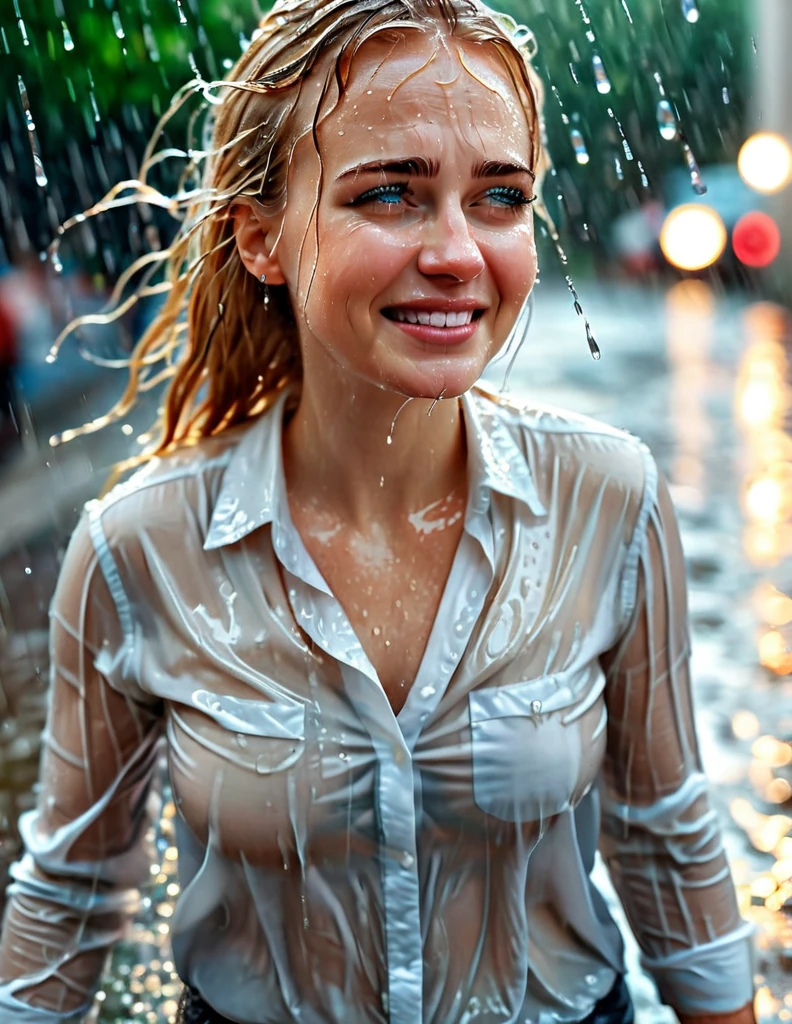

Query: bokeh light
[738,132,792,195]
[660,204,727,271]
[733,212,782,269]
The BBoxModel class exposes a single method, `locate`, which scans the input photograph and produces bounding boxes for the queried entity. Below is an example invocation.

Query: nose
[417,201,485,283]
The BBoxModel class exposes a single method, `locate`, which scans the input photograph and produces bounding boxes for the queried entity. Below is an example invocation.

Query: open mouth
[382,308,486,328]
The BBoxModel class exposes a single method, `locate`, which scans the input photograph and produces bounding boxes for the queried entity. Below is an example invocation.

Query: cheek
[485,231,537,308]
[307,225,417,303]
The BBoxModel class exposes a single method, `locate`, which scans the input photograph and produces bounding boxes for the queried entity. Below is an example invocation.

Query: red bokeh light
[732,211,782,268]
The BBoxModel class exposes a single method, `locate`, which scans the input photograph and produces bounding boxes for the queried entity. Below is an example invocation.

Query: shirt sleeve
[599,455,755,1017]
[0,509,164,1023]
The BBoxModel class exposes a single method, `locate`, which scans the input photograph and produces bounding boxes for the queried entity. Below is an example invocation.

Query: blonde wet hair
[49,0,547,469]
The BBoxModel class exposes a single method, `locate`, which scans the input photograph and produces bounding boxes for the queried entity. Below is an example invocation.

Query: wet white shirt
[0,386,754,1023]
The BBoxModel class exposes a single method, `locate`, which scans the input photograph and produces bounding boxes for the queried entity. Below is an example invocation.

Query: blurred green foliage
[0,0,751,266]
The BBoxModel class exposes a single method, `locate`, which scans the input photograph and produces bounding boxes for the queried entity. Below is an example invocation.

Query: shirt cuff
[641,921,756,1015]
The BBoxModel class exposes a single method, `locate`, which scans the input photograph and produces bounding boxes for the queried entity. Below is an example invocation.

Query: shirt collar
[204,386,546,551]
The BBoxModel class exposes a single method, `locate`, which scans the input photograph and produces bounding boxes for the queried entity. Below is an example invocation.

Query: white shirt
[0,386,754,1023]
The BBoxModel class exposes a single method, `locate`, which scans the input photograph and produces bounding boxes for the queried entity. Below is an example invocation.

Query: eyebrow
[337,157,536,182]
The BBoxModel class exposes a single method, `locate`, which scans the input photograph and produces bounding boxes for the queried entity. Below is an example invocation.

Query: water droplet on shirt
[401,851,415,868]
[420,685,436,699]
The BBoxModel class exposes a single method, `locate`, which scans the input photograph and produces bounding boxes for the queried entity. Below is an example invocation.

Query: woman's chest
[164,654,608,867]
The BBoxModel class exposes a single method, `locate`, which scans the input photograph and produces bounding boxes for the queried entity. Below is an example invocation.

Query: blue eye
[352,183,411,206]
[485,186,536,207]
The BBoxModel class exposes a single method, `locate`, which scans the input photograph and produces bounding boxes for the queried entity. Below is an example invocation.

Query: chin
[380,352,490,401]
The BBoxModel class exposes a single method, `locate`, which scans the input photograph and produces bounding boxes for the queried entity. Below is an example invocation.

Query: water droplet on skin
[592,55,611,94]
[681,0,700,23]
[372,627,381,636]
[657,99,678,141]
[236,734,248,748]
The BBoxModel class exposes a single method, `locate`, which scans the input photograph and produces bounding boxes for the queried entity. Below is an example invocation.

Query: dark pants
[176,976,635,1024]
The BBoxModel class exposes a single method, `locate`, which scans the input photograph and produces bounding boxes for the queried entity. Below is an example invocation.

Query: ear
[232,200,287,286]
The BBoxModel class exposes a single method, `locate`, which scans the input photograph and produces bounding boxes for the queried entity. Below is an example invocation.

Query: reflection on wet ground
[0,281,790,1022]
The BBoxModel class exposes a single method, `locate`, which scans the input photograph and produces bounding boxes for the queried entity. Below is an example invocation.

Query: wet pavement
[0,279,790,1022]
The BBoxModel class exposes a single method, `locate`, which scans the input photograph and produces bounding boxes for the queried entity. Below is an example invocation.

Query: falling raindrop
[592,55,612,95]
[111,10,125,39]
[17,77,47,188]
[566,277,600,361]
[722,87,731,105]
[620,0,634,24]
[175,0,188,26]
[657,100,679,141]
[608,108,634,161]
[681,0,700,24]
[682,141,708,195]
[614,156,624,181]
[13,0,30,46]
[570,130,590,165]
[61,21,74,51]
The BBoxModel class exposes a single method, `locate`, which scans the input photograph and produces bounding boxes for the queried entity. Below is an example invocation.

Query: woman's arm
[599,467,755,1024]
[0,512,163,1022]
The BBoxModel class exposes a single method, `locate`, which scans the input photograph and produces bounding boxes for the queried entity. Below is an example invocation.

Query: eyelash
[351,182,536,209]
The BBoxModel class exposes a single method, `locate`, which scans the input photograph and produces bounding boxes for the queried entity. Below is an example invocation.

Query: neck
[283,368,468,533]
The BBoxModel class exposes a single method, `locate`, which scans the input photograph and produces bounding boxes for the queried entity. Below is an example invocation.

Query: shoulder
[473,385,655,504]
[83,421,251,550]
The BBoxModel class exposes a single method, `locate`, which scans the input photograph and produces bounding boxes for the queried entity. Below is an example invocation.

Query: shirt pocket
[468,671,586,823]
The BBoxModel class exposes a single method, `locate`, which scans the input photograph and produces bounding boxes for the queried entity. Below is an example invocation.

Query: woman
[0,1,756,1022]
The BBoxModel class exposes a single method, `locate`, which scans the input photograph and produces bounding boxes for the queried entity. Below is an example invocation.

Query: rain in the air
[0,0,790,1022]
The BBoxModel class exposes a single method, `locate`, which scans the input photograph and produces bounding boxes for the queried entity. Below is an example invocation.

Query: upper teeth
[392,309,474,327]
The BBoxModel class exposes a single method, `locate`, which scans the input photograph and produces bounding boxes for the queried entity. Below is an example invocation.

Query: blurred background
[0,0,791,1021]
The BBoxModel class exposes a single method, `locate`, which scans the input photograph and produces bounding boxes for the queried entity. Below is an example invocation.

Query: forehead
[317,30,534,163]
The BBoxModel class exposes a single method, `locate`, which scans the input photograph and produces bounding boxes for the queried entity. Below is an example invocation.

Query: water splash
[681,0,700,24]
[570,130,590,165]
[566,277,600,361]
[682,141,707,195]
[17,77,47,188]
[592,55,612,95]
[657,99,679,141]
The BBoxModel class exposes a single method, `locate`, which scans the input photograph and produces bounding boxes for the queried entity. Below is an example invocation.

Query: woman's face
[273,30,539,400]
